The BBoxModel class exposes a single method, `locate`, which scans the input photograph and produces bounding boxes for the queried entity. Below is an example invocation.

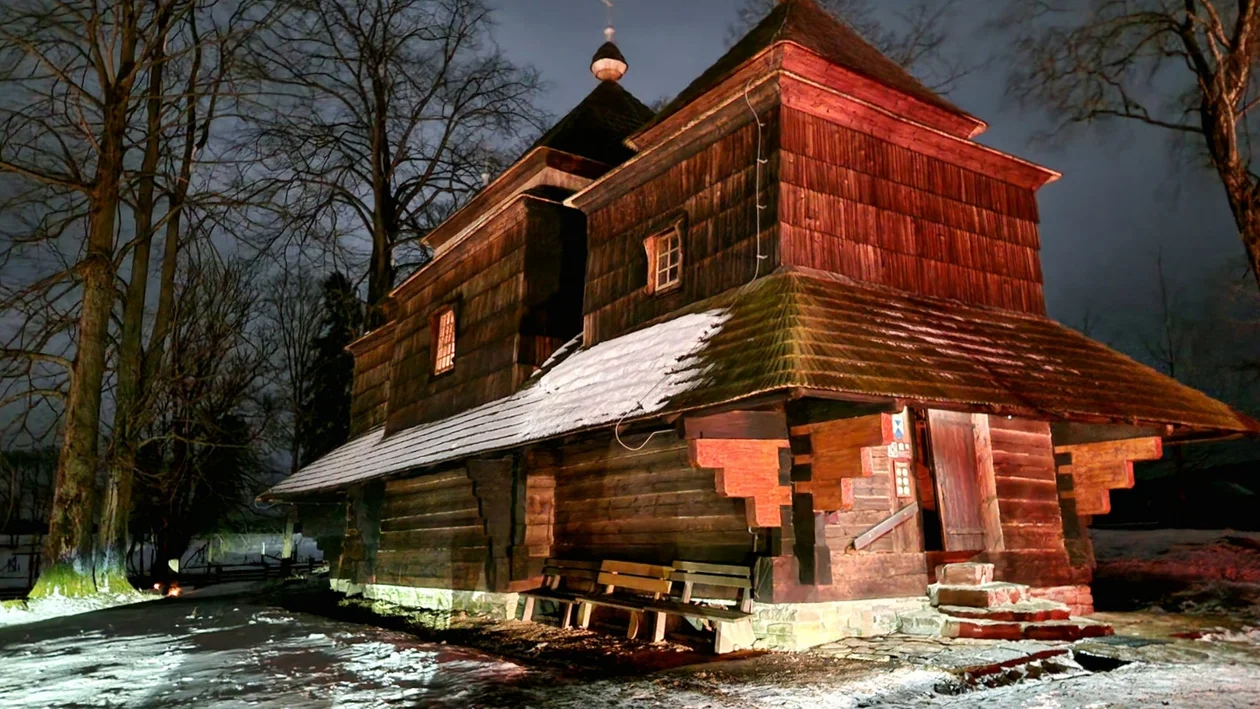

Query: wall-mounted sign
[887,440,912,460]
[891,409,908,441]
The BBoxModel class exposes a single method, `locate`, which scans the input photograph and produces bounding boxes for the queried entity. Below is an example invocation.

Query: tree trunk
[366,74,395,320]
[100,45,167,582]
[34,98,129,598]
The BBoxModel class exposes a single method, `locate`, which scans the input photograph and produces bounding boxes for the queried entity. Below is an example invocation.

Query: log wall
[541,432,755,565]
[375,470,490,591]
[349,327,395,435]
[582,106,781,345]
[976,415,1079,586]
[383,197,585,433]
[778,107,1046,314]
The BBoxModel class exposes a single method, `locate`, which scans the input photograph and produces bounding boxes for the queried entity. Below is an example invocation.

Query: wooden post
[575,602,592,629]
[281,513,295,561]
[792,493,831,585]
[627,611,641,639]
[521,596,536,622]
[650,612,667,643]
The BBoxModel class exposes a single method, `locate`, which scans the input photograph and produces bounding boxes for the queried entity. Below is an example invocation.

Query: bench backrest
[670,560,753,599]
[596,560,673,595]
[542,558,600,591]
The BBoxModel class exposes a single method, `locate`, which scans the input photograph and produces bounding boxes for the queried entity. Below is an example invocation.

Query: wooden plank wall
[582,107,781,345]
[350,329,394,435]
[384,200,533,432]
[779,107,1046,314]
[520,206,587,367]
[979,415,1077,586]
[336,495,364,583]
[374,470,490,591]
[824,447,917,553]
[541,432,755,565]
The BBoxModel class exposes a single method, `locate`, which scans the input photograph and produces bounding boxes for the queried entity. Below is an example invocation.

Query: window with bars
[433,307,456,375]
[645,225,683,294]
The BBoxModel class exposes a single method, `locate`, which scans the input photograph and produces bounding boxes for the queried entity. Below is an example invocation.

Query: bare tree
[262,271,322,476]
[241,0,546,317]
[731,0,973,93]
[100,0,255,584]
[0,0,191,594]
[999,0,1260,290]
[132,255,274,576]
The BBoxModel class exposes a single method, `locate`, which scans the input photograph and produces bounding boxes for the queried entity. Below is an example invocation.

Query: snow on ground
[0,590,153,629]
[1091,528,1260,619]
[1093,528,1260,571]
[5,593,1260,708]
[916,661,1260,709]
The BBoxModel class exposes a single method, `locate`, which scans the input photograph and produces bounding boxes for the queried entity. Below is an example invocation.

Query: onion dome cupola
[591,25,628,82]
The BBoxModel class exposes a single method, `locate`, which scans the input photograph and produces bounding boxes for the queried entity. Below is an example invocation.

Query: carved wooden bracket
[1054,437,1163,516]
[789,411,913,512]
[689,438,792,527]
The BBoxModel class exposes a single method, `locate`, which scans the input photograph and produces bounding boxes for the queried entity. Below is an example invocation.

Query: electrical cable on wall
[742,77,769,291]
[613,80,769,452]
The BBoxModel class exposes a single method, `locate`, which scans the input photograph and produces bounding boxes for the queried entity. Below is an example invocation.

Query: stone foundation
[751,596,932,650]
[1027,585,1095,616]
[329,580,522,625]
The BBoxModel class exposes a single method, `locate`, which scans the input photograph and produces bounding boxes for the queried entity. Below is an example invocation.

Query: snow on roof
[263,310,730,498]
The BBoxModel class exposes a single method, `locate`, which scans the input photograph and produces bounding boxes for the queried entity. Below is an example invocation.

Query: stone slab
[939,600,1071,622]
[934,582,1029,609]
[936,562,995,586]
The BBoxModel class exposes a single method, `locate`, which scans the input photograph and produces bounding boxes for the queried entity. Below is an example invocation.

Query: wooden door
[927,410,985,551]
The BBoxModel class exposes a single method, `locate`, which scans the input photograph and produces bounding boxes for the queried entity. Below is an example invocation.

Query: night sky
[492,0,1244,334]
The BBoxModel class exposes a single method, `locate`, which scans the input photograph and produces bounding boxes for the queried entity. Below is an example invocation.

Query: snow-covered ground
[0,590,153,629]
[3,588,1260,708]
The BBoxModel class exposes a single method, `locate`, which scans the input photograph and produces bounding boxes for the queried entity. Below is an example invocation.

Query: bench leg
[521,596,536,622]
[576,602,592,629]
[560,602,573,629]
[650,611,667,643]
[714,619,755,655]
[714,622,733,654]
[627,611,641,639]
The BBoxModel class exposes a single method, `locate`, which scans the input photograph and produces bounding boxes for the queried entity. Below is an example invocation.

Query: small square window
[433,308,456,375]
[645,226,683,294]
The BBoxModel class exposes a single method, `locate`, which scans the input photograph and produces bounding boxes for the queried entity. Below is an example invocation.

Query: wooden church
[265,0,1259,650]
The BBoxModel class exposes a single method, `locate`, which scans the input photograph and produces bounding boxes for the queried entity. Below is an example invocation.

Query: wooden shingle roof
[639,0,970,138]
[668,269,1259,435]
[527,80,654,166]
[265,270,1256,499]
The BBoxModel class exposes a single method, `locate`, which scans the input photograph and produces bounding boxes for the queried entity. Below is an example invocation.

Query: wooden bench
[520,558,600,628]
[521,558,758,653]
[574,560,674,639]
[649,561,755,652]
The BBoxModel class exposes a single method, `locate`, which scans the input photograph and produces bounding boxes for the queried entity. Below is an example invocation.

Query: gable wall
[350,328,395,435]
[582,103,781,346]
[778,107,1046,314]
[381,198,584,433]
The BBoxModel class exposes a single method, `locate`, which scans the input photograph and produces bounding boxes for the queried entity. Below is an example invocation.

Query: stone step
[944,616,1114,642]
[932,582,1030,609]
[938,599,1071,623]
[898,608,949,637]
[935,562,994,586]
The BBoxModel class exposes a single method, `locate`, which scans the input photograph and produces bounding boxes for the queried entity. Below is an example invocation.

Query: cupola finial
[591,17,627,82]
